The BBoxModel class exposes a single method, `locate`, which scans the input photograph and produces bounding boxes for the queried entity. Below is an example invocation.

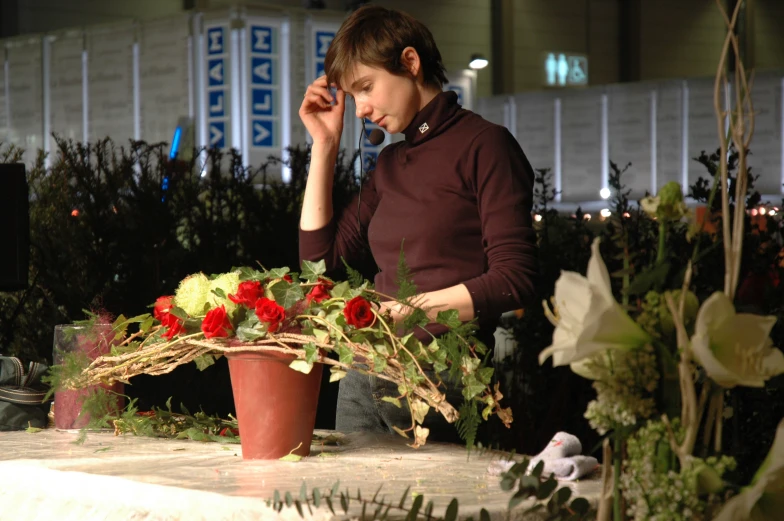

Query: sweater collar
[402,90,459,146]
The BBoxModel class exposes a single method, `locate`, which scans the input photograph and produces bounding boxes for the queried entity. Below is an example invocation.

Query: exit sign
[543,53,588,87]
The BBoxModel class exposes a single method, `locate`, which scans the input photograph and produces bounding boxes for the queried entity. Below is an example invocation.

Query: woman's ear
[400,46,421,79]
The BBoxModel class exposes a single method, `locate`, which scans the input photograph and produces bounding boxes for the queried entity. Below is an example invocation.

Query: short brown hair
[324,5,448,92]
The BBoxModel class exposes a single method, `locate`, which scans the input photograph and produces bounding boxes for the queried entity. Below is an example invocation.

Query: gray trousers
[335,369,465,444]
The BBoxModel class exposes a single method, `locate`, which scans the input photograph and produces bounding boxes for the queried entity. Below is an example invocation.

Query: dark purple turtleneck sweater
[299,91,538,338]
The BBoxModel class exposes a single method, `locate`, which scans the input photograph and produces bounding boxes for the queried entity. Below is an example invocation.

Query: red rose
[307,278,333,303]
[153,296,174,321]
[201,305,233,339]
[229,281,262,307]
[219,426,239,437]
[343,296,375,328]
[161,313,185,340]
[255,297,286,332]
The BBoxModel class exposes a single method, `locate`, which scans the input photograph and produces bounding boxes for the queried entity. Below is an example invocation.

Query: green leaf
[436,309,462,329]
[381,396,402,408]
[337,343,354,366]
[168,306,189,320]
[477,366,494,385]
[193,354,217,371]
[140,316,155,333]
[211,287,227,299]
[280,453,303,462]
[536,478,558,499]
[554,486,572,505]
[300,260,325,282]
[341,257,366,287]
[461,375,486,400]
[444,499,459,521]
[312,329,329,343]
[373,355,387,373]
[25,425,43,433]
[268,267,291,279]
[289,360,314,374]
[406,494,423,521]
[312,488,322,507]
[330,281,350,298]
[570,497,590,515]
[304,342,320,364]
[270,281,304,309]
[329,368,347,382]
[299,481,307,502]
[395,241,417,301]
[236,325,266,342]
[398,485,411,509]
[479,508,491,521]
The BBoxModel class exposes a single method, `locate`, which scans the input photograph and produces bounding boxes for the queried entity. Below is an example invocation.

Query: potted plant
[49,259,511,459]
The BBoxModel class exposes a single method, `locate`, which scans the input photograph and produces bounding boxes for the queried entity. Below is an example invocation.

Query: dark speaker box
[0,163,29,291]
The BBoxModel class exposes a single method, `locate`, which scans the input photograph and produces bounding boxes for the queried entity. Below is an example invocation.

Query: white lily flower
[539,238,651,368]
[690,291,784,388]
[713,418,784,521]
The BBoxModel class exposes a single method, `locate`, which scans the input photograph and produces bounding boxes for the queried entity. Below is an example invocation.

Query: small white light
[769,210,777,216]
[534,214,543,222]
[623,212,631,218]
[599,187,611,199]
[750,208,758,216]
[760,207,767,215]
[583,214,591,221]
[469,54,488,70]
[600,208,612,218]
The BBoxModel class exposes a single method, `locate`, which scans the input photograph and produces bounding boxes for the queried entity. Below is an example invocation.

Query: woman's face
[341,61,421,135]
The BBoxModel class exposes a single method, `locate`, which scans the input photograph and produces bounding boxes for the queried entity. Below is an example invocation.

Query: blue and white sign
[313,30,334,81]
[251,88,274,116]
[252,119,273,147]
[251,26,273,55]
[209,121,225,148]
[207,59,225,87]
[208,90,226,117]
[315,31,333,59]
[246,21,280,155]
[251,57,273,85]
[204,23,230,149]
[207,27,225,55]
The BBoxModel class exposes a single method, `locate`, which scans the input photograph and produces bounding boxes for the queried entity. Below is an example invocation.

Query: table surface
[0,428,602,521]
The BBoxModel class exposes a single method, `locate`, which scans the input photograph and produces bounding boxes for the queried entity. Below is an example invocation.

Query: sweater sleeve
[298,168,381,272]
[461,125,539,322]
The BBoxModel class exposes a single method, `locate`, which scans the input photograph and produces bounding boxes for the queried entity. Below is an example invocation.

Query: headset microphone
[367,128,385,146]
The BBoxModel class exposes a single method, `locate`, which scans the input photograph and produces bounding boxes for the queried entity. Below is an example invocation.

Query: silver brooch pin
[418,122,429,134]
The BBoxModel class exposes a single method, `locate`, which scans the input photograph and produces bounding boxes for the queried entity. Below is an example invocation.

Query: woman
[298,5,538,441]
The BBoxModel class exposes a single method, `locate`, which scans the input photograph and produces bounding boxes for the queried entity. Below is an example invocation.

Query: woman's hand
[298,75,345,145]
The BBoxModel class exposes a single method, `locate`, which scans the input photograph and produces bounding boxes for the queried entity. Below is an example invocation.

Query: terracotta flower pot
[226,350,322,460]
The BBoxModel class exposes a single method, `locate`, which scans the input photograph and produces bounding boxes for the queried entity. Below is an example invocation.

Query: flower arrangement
[537,3,784,520]
[52,258,511,449]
